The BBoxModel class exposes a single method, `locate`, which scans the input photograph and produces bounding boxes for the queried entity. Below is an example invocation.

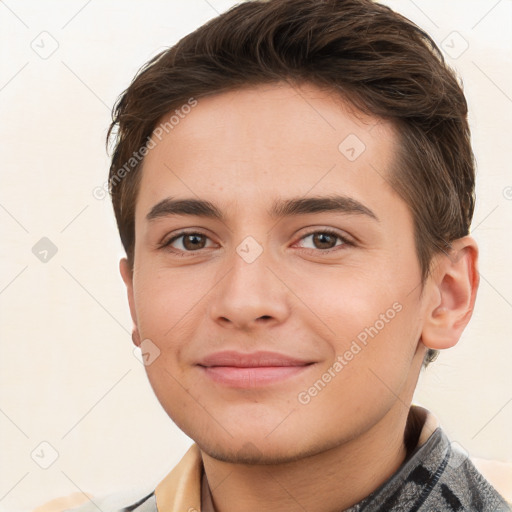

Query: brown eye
[301,231,348,251]
[162,231,213,253]
[181,233,207,250]
[311,232,338,249]
[297,229,348,252]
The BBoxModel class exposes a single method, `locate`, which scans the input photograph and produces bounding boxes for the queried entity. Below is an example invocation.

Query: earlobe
[421,236,479,351]
[131,329,141,347]
[119,257,133,288]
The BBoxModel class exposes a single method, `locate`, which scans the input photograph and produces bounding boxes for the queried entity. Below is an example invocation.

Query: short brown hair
[107,0,476,367]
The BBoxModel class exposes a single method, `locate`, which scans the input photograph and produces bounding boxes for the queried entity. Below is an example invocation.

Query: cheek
[133,268,204,338]
[295,263,405,337]
[297,300,421,431]
[300,264,423,388]
[333,297,423,414]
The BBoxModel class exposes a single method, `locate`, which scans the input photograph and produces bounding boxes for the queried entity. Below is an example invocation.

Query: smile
[197,351,316,388]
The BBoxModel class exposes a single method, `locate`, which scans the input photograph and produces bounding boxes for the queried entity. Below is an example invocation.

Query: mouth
[197,350,316,388]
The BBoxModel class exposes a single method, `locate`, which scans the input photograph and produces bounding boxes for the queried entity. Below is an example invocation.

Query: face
[122,82,430,463]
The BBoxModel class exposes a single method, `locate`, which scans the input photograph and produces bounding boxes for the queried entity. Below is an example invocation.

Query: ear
[421,236,479,350]
[120,257,141,347]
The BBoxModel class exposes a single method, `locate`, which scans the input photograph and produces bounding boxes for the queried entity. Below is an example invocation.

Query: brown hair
[107,0,475,367]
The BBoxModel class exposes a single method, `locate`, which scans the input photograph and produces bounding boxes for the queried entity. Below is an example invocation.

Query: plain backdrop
[0,0,511,510]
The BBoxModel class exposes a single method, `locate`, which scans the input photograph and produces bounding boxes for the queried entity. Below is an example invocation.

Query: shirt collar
[154,443,203,511]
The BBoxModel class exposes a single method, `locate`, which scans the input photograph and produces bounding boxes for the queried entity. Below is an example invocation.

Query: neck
[201,398,414,512]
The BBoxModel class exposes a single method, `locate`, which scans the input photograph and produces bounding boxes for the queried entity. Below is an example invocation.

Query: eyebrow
[146,195,379,222]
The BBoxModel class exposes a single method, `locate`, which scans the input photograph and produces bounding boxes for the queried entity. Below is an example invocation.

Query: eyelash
[159,228,354,257]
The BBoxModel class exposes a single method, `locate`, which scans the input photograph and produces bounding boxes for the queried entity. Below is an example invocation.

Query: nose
[208,245,290,331]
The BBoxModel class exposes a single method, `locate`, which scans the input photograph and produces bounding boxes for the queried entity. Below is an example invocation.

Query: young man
[49,0,511,510]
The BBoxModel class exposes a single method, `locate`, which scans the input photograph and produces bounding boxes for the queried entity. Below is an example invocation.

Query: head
[110,0,478,463]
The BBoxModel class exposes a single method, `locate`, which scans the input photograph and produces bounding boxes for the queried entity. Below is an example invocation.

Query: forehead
[136,82,399,220]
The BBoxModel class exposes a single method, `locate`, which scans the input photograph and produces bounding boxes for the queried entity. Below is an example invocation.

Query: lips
[197,350,315,388]
[198,350,313,368]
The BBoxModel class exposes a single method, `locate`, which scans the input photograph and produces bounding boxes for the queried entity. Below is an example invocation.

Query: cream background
[0,1,511,510]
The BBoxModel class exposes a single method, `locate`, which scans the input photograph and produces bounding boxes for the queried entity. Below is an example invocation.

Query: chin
[185,419,341,466]
[196,438,322,465]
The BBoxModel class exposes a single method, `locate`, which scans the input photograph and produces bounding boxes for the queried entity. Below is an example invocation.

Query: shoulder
[471,457,512,505]
[368,426,512,512]
[33,489,156,512]
[32,494,92,512]
[436,438,512,511]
